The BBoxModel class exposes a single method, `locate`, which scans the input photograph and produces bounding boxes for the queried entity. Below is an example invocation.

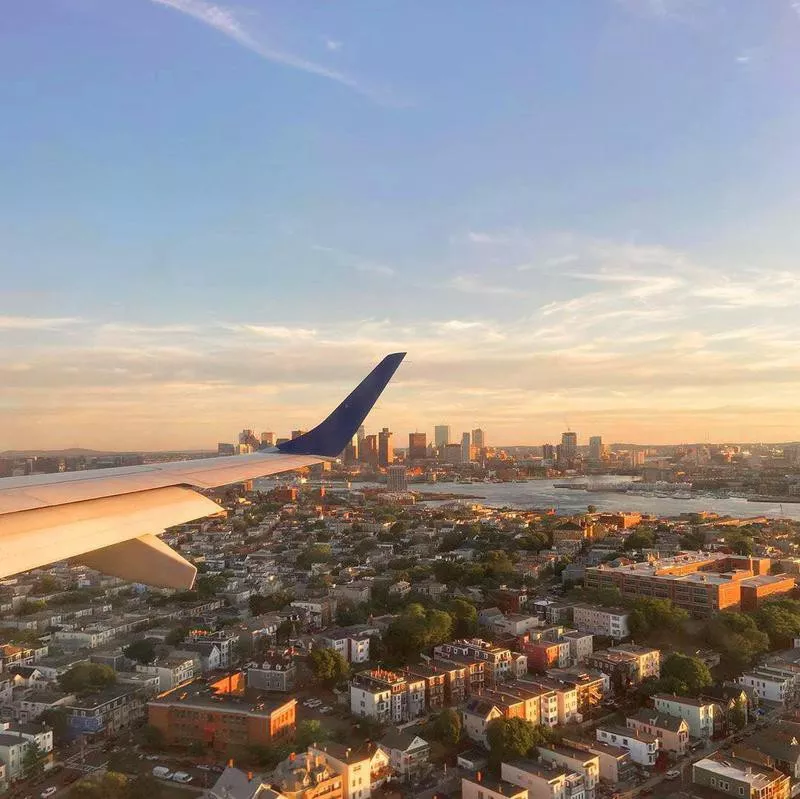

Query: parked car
[40,789,58,799]
[171,772,193,784]
[152,766,173,780]
[665,770,680,780]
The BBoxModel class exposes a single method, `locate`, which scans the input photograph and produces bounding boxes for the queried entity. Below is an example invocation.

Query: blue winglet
[276,352,406,458]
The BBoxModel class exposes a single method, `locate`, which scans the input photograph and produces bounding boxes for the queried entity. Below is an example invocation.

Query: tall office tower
[471,428,485,449]
[291,430,307,440]
[378,427,394,468]
[261,431,275,447]
[589,436,604,461]
[357,425,366,444]
[434,425,451,447]
[461,432,472,463]
[387,465,408,492]
[408,432,427,461]
[342,437,357,465]
[560,431,578,464]
[360,434,378,467]
[542,443,555,461]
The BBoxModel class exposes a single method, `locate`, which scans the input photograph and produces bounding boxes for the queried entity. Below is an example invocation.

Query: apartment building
[561,631,594,664]
[538,745,600,799]
[585,553,792,617]
[572,606,630,640]
[518,678,580,726]
[148,679,295,752]
[692,753,790,799]
[319,630,371,664]
[627,708,689,755]
[404,665,446,711]
[588,645,660,690]
[350,669,425,724]
[435,639,521,685]
[310,742,391,799]
[462,774,528,799]
[378,731,430,783]
[432,655,486,696]
[546,668,609,712]
[135,656,196,693]
[65,686,147,738]
[565,740,635,785]
[596,724,658,766]
[653,694,718,740]
[247,650,297,693]
[738,669,794,706]
[502,759,586,799]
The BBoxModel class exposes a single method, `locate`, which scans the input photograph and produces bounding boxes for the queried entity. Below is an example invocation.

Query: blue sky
[2,0,800,449]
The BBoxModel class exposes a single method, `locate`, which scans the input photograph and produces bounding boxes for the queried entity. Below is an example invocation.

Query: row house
[403,665,446,711]
[692,753,790,799]
[431,655,486,698]
[319,630,371,664]
[588,645,660,692]
[546,668,609,712]
[434,639,525,684]
[571,606,630,641]
[350,669,426,724]
[561,739,635,786]
[518,677,580,726]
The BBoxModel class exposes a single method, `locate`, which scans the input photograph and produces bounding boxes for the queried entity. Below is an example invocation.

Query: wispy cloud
[325,39,342,52]
[149,0,387,103]
[312,244,395,277]
[448,275,518,296]
[0,316,83,331]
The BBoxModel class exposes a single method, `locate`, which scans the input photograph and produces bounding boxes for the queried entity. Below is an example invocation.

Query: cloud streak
[149,0,387,103]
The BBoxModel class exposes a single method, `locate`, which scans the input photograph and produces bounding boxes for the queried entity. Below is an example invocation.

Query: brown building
[585,553,786,617]
[692,752,790,799]
[271,750,344,799]
[147,674,296,752]
[432,656,486,697]
[408,433,427,461]
[404,665,446,711]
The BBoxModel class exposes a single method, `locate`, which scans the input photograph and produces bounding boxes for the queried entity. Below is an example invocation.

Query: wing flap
[76,534,197,590]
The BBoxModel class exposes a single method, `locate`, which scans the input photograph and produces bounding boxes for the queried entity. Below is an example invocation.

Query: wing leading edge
[0,352,406,588]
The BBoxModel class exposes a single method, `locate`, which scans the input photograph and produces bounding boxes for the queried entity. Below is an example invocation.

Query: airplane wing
[0,352,405,589]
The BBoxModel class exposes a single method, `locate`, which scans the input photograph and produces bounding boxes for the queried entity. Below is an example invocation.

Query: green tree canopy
[295,719,331,750]
[59,663,116,695]
[756,599,800,649]
[486,718,552,770]
[658,653,713,695]
[383,604,454,663]
[308,648,350,687]
[429,708,462,746]
[628,598,688,641]
[706,612,770,672]
[23,742,46,780]
[40,707,70,745]
[448,599,478,638]
[123,638,156,665]
[623,530,656,551]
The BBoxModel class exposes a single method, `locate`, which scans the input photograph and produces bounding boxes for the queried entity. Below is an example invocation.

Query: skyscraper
[378,427,394,468]
[434,425,451,447]
[261,432,275,447]
[360,434,378,467]
[408,432,427,461]
[542,443,555,461]
[357,425,366,443]
[461,432,471,463]
[589,436,604,461]
[471,428,485,449]
[560,431,578,466]
[342,437,357,465]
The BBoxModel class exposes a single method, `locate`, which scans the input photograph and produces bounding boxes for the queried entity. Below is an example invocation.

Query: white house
[502,759,586,799]
[596,725,658,767]
[653,694,718,739]
[738,669,793,706]
[572,606,630,640]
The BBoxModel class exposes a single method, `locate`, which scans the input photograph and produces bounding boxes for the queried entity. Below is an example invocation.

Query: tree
[628,598,688,641]
[725,533,754,556]
[430,708,462,746]
[141,724,166,750]
[40,707,70,745]
[32,575,60,595]
[295,720,330,750]
[623,530,656,551]
[756,599,800,649]
[659,653,713,695]
[729,700,747,732]
[383,604,454,663]
[196,574,226,599]
[249,591,294,615]
[486,718,550,770]
[448,599,478,638]
[276,619,295,644]
[124,638,156,665]
[23,741,45,780]
[706,612,769,672]
[679,530,705,551]
[59,663,116,695]
[309,648,350,687]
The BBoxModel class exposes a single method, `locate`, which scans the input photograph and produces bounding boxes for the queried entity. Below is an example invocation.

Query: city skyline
[3,2,800,449]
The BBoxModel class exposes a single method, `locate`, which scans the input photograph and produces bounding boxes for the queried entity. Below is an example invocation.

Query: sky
[2,0,800,450]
